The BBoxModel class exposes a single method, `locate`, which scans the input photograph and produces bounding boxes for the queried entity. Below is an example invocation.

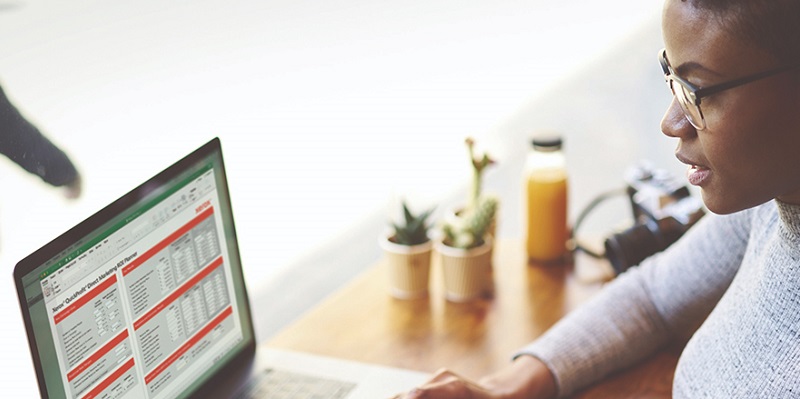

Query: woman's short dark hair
[689,0,800,64]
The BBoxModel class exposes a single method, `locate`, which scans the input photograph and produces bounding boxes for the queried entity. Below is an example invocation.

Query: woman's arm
[518,207,754,396]
[398,207,754,398]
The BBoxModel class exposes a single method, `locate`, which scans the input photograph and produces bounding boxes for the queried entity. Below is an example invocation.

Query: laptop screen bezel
[13,137,257,399]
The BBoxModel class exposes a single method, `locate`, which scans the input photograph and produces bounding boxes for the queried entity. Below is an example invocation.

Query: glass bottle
[525,136,568,262]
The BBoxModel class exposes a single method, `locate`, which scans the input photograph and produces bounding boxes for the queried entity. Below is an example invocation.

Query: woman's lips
[676,153,711,186]
[686,164,711,186]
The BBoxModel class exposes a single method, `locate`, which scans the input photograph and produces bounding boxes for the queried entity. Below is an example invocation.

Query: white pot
[380,235,433,299]
[434,236,494,302]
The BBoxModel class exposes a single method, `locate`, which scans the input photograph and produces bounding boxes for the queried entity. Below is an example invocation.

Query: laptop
[13,137,427,399]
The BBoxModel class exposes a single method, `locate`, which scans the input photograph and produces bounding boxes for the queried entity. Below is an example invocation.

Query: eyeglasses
[658,48,800,130]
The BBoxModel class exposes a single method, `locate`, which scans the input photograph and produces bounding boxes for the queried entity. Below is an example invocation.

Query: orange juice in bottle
[525,136,568,262]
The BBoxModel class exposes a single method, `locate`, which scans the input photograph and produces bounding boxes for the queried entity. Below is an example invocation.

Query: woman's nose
[661,98,696,139]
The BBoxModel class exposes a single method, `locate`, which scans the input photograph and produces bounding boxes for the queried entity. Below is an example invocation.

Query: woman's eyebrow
[675,60,724,78]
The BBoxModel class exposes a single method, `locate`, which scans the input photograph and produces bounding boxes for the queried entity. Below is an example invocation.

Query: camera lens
[604,222,664,275]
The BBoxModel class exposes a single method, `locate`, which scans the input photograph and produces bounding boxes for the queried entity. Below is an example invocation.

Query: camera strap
[570,187,628,259]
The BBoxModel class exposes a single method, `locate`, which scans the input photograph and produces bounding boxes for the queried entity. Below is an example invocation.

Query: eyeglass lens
[668,78,705,129]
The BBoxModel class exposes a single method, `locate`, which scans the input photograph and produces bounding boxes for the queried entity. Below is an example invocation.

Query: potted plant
[446,137,498,236]
[465,137,496,213]
[436,195,498,302]
[379,201,435,299]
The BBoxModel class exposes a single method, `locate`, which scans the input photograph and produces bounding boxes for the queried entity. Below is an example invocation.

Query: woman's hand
[392,355,557,399]
[393,369,496,399]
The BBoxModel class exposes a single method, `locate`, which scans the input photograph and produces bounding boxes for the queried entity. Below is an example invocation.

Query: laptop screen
[14,138,255,399]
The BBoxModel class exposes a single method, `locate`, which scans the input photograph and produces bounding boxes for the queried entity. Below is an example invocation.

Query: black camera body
[604,163,705,274]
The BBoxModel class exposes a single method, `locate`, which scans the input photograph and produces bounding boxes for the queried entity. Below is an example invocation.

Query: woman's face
[661,0,800,214]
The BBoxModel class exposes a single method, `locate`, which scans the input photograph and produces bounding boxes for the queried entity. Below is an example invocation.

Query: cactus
[442,195,498,249]
[441,137,498,249]
[465,137,496,212]
[390,201,435,246]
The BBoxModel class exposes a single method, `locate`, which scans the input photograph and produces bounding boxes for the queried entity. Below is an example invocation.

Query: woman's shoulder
[748,200,778,219]
[721,199,797,238]
[696,201,772,241]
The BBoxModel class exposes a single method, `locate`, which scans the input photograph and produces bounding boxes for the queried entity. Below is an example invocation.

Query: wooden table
[268,239,680,398]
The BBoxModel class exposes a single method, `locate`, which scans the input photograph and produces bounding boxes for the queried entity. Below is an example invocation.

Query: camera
[603,163,705,274]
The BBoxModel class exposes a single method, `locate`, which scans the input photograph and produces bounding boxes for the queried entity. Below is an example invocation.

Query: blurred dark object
[0,84,80,191]
[604,163,705,274]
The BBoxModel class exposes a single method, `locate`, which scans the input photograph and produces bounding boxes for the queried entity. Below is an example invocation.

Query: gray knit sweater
[518,199,800,398]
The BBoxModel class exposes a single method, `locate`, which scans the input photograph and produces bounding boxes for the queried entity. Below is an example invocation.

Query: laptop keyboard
[235,368,357,399]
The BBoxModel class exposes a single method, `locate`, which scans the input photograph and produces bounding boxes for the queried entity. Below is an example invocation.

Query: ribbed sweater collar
[776,199,800,239]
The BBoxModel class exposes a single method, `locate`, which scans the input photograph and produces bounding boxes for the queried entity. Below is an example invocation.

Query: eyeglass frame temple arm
[659,48,800,106]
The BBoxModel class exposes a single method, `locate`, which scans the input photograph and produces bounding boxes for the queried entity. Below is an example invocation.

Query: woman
[399,0,800,397]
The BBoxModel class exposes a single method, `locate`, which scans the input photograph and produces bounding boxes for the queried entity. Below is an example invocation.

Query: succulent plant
[390,201,435,246]
[442,195,498,249]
